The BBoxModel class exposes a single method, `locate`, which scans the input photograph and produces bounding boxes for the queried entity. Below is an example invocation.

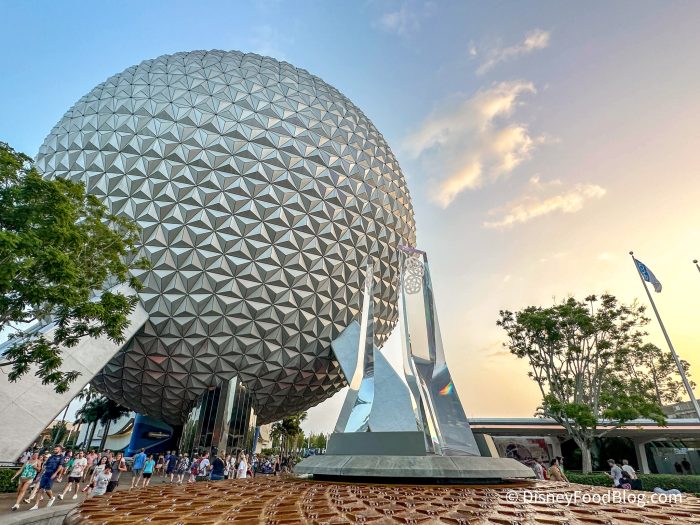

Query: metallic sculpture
[326,246,479,456]
[397,246,480,456]
[334,263,376,433]
[297,247,535,479]
[36,50,416,425]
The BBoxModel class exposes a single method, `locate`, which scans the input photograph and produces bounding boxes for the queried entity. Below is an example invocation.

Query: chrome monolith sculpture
[397,245,480,456]
[296,247,535,480]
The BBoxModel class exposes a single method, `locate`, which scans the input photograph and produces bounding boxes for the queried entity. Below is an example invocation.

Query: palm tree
[66,385,99,447]
[97,398,130,451]
[76,396,129,451]
[76,397,103,449]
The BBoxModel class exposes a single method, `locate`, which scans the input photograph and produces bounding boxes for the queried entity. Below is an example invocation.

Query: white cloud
[483,179,606,230]
[475,29,551,75]
[404,81,546,208]
[378,2,420,35]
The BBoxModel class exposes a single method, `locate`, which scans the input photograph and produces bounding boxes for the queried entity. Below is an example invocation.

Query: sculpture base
[295,454,535,482]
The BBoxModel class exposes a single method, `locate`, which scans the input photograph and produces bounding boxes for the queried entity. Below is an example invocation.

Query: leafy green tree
[627,343,694,406]
[0,142,146,393]
[498,294,666,473]
[50,421,68,445]
[308,432,328,450]
[270,412,307,455]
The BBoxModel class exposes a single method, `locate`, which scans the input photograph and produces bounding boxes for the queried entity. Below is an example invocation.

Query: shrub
[0,468,17,493]
[568,472,700,495]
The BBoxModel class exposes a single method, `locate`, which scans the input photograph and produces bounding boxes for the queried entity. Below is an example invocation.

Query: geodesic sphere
[36,50,416,425]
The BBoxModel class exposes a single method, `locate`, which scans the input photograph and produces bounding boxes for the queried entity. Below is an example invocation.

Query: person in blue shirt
[166,452,178,482]
[130,449,147,489]
[141,455,156,488]
[30,446,64,510]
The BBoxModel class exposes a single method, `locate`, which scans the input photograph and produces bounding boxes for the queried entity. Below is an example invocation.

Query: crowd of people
[523,456,570,482]
[10,445,296,512]
[524,454,686,494]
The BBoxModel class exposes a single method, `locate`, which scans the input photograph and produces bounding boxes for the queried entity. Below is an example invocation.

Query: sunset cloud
[483,179,606,229]
[475,29,551,75]
[404,81,545,207]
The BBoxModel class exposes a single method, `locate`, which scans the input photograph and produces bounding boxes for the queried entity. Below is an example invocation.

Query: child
[90,466,112,498]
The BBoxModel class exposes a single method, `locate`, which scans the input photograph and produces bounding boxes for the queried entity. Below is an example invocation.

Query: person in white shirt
[197,453,210,481]
[606,459,623,487]
[59,451,88,500]
[90,466,112,497]
[621,459,637,479]
[531,460,545,480]
[236,452,248,479]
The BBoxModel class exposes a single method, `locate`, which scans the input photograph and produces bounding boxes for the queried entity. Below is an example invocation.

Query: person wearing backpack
[197,453,210,481]
[189,455,200,483]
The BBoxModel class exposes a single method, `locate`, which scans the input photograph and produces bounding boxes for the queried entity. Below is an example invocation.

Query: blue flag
[635,259,662,292]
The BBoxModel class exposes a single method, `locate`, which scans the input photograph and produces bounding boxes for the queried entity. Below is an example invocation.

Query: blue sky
[3,0,700,432]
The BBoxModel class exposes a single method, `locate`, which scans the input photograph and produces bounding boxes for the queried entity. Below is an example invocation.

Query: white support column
[634,438,651,474]
[551,437,563,459]
[0,286,147,462]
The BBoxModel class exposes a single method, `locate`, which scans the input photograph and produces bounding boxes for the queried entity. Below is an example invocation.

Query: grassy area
[567,472,700,495]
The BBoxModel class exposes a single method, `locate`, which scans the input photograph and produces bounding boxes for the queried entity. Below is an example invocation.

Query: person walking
[188,455,200,483]
[176,454,190,484]
[165,451,178,482]
[531,459,545,480]
[130,448,147,489]
[197,453,210,481]
[11,451,42,511]
[223,454,232,479]
[273,455,281,476]
[141,455,156,487]
[606,459,623,487]
[236,452,248,479]
[547,458,568,483]
[29,445,65,510]
[18,449,32,465]
[85,450,98,480]
[23,452,50,505]
[57,450,73,483]
[210,453,225,481]
[89,465,112,498]
[154,453,165,477]
[106,453,127,492]
[82,456,109,494]
[621,459,637,479]
[58,450,88,501]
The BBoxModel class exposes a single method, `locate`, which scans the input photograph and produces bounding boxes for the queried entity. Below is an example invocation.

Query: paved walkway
[0,471,177,522]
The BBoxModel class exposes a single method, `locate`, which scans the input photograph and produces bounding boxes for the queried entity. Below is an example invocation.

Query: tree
[627,343,694,406]
[76,397,104,449]
[307,432,328,451]
[0,142,147,393]
[270,412,307,455]
[70,385,99,447]
[50,421,68,445]
[95,397,131,451]
[498,294,666,473]
[76,395,129,451]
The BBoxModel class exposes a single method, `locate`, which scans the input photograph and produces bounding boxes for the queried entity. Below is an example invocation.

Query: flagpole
[694,259,700,274]
[630,252,700,421]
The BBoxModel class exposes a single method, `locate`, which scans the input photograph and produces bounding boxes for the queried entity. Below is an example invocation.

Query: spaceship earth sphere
[36,50,416,425]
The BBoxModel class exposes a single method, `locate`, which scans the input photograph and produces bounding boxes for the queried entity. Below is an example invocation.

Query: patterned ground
[63,476,700,524]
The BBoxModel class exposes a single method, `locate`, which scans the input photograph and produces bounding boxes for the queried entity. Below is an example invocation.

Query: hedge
[0,468,17,493]
[568,472,700,495]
